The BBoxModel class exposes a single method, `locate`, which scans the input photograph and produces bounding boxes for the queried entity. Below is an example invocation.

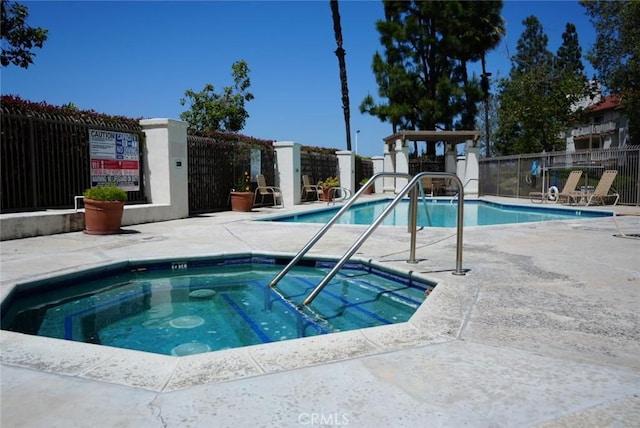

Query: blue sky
[2,1,596,157]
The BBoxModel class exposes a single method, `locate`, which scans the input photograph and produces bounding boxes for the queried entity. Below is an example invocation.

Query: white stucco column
[394,138,409,193]
[383,142,396,194]
[336,150,355,194]
[139,118,189,219]
[372,156,384,194]
[445,143,457,174]
[464,142,480,197]
[273,141,301,206]
[456,154,466,196]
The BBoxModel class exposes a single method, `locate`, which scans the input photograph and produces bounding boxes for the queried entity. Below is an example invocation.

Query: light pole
[355,130,360,155]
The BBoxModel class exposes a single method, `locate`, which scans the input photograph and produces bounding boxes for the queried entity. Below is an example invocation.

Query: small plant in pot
[317,176,340,201]
[230,171,253,212]
[83,183,127,235]
[360,177,373,194]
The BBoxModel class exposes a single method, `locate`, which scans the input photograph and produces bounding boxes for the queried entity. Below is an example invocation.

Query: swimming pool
[1,254,433,356]
[266,199,612,227]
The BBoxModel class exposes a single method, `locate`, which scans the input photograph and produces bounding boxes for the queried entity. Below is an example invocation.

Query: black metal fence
[479,146,640,205]
[1,109,146,213]
[1,97,372,215]
[299,151,373,190]
[187,135,276,214]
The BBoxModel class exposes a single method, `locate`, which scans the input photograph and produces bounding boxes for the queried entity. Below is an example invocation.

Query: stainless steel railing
[268,171,465,307]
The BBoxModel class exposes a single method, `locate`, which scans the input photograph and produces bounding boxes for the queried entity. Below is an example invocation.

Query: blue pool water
[1,256,432,356]
[266,200,612,227]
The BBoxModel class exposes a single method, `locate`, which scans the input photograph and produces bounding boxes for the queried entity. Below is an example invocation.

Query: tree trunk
[330,0,352,152]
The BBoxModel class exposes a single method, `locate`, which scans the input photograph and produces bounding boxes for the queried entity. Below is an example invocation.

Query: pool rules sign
[89,129,140,191]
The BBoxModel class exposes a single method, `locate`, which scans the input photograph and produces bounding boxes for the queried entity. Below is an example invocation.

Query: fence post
[372,156,384,193]
[463,142,480,197]
[139,119,189,219]
[394,138,409,193]
[383,141,396,194]
[273,141,301,206]
[336,150,355,194]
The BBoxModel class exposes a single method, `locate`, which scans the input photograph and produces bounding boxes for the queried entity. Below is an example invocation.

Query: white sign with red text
[89,129,140,191]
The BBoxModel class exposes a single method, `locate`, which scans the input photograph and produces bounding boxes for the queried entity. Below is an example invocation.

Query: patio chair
[529,170,582,204]
[419,177,445,197]
[254,174,284,207]
[566,170,619,206]
[301,174,322,202]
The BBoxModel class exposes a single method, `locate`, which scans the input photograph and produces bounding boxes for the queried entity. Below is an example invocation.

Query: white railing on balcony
[572,121,618,137]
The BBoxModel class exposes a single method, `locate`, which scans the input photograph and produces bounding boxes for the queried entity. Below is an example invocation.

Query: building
[566,93,631,152]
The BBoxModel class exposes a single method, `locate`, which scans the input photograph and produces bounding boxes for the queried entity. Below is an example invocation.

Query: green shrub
[317,176,340,189]
[83,183,128,202]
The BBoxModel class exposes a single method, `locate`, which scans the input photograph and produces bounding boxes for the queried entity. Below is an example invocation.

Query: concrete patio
[1,196,639,427]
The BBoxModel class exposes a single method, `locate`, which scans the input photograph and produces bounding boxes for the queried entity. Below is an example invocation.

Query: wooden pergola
[383,130,482,150]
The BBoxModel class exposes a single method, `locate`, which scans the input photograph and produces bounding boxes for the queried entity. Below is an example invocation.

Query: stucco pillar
[139,118,189,219]
[464,142,480,197]
[273,141,301,206]
[394,138,409,193]
[383,142,396,194]
[372,156,384,193]
[336,150,355,194]
[445,143,457,174]
[456,154,466,196]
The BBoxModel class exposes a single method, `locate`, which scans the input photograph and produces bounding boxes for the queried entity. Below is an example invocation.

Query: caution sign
[89,129,140,191]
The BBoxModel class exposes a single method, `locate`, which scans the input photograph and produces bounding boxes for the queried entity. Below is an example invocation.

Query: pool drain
[171,342,211,356]
[169,315,205,329]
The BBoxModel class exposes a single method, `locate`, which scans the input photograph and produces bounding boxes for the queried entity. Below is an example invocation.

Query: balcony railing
[572,121,618,137]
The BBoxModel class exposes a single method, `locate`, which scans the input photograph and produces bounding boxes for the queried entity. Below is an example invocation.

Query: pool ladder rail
[268,172,465,307]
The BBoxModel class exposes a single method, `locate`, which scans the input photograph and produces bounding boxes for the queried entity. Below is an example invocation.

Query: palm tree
[330,0,352,151]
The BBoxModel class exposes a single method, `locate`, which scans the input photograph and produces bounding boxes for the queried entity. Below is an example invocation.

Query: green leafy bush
[317,176,340,189]
[83,183,127,202]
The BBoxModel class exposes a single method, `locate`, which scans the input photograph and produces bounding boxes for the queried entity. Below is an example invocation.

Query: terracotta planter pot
[230,192,254,212]
[319,189,331,201]
[83,198,125,235]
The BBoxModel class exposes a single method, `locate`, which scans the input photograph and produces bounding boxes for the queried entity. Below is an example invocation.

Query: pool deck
[1,196,639,427]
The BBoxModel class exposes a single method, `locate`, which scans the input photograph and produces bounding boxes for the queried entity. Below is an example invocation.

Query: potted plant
[230,171,253,212]
[317,176,340,201]
[83,183,127,235]
[360,177,373,194]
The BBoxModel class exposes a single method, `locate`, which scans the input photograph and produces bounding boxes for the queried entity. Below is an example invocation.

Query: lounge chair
[530,170,582,203]
[419,177,445,197]
[254,174,284,207]
[566,170,619,206]
[301,175,322,202]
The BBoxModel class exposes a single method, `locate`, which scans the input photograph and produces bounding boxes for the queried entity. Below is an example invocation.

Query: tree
[1,0,48,68]
[475,83,500,157]
[330,0,352,151]
[180,60,254,133]
[581,0,640,143]
[494,16,587,155]
[360,1,504,155]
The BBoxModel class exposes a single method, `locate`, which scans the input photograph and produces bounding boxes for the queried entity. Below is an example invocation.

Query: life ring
[525,174,532,184]
[548,186,559,201]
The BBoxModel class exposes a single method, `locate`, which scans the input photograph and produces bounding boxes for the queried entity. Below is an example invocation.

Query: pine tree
[360,0,504,155]
[581,0,639,143]
[495,16,586,155]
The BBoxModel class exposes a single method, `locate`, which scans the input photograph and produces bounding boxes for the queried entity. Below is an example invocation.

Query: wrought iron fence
[187,135,276,214]
[1,111,146,213]
[479,146,640,205]
[300,151,339,185]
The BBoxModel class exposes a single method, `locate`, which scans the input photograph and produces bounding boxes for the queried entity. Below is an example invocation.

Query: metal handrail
[268,172,401,289]
[268,172,465,308]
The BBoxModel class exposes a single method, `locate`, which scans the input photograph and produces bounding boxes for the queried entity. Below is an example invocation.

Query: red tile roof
[589,94,621,112]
